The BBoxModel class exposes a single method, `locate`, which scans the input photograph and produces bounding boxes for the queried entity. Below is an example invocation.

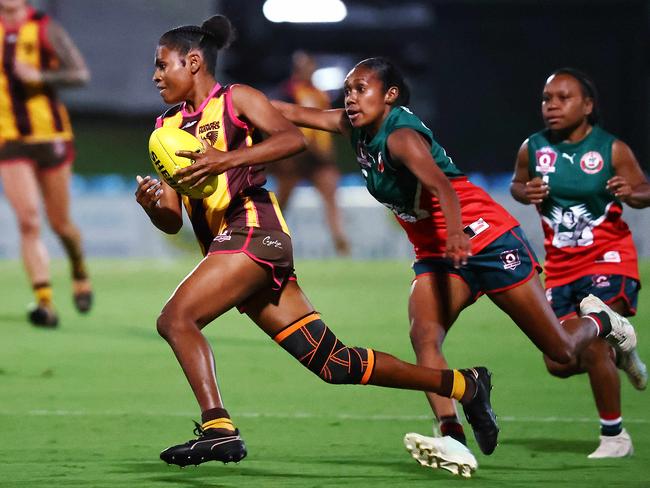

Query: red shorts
[0,140,75,171]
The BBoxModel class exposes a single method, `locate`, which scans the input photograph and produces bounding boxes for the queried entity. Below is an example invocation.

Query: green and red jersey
[350,106,518,259]
[526,125,639,287]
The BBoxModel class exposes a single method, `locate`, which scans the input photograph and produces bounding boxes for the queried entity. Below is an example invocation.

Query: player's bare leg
[489,277,615,363]
[40,164,92,313]
[312,165,350,256]
[0,162,57,326]
[405,273,478,475]
[157,253,270,466]
[246,280,498,455]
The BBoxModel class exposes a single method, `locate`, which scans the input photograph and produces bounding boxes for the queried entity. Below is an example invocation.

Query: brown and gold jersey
[156,83,290,255]
[0,8,72,143]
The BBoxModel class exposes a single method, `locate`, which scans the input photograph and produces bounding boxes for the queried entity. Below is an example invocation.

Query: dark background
[35,0,650,175]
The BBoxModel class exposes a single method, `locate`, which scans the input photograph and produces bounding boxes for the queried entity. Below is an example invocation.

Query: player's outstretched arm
[387,128,470,268]
[135,175,183,234]
[271,100,350,136]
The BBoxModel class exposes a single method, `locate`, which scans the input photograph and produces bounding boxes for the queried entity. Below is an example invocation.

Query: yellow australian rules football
[148,127,219,199]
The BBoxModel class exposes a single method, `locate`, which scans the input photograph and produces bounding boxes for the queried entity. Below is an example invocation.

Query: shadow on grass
[111,456,438,487]
[505,437,594,455]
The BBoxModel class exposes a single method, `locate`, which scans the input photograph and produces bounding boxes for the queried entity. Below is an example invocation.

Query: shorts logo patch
[535,146,557,174]
[262,236,283,249]
[592,274,611,288]
[580,151,604,174]
[214,230,232,243]
[500,249,521,270]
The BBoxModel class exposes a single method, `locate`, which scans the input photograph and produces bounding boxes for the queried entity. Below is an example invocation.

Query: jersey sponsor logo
[377,151,385,173]
[355,141,374,169]
[213,230,232,243]
[463,218,490,239]
[500,249,521,270]
[592,274,611,288]
[580,151,604,174]
[596,250,621,263]
[535,146,557,174]
[561,152,576,164]
[262,235,283,249]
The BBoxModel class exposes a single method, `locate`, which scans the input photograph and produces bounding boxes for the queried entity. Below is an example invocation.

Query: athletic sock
[201,407,236,432]
[439,415,467,445]
[586,311,612,337]
[441,369,476,402]
[599,412,623,437]
[33,282,53,307]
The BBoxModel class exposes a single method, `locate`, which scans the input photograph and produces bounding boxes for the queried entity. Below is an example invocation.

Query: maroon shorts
[207,227,296,291]
[0,140,75,171]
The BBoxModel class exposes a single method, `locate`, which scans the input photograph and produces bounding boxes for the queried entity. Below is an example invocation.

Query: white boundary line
[1,410,648,424]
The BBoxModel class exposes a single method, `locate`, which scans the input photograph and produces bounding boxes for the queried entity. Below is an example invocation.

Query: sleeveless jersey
[350,106,519,258]
[156,83,289,255]
[0,8,73,143]
[526,125,639,287]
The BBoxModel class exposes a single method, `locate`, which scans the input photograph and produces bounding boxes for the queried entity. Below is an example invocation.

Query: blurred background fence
[1,0,649,259]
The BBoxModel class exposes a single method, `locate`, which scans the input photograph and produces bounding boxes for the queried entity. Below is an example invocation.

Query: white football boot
[579,294,647,389]
[403,433,478,478]
[588,429,634,459]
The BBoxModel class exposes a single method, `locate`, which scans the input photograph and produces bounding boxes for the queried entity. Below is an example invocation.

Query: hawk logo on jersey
[547,204,594,248]
[500,249,521,270]
[580,151,604,174]
[535,146,557,174]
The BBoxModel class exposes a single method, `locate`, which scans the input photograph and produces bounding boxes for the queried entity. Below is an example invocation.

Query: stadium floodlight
[312,66,346,92]
[262,0,347,23]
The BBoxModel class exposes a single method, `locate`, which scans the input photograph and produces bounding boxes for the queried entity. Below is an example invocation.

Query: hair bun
[201,15,235,49]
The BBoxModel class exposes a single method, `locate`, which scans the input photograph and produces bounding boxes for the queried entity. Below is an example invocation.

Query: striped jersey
[526,125,639,287]
[350,106,519,258]
[0,8,72,143]
[156,83,290,255]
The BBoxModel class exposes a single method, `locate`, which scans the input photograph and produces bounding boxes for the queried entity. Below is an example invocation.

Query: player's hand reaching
[135,175,163,210]
[445,230,472,269]
[524,176,549,204]
[175,140,232,188]
[606,175,633,201]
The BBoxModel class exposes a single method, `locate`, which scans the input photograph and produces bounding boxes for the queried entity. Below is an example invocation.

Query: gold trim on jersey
[0,19,73,143]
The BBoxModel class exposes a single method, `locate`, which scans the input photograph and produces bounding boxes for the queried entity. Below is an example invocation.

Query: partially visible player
[273,57,643,475]
[270,51,350,255]
[136,14,499,470]
[0,0,92,326]
[511,68,649,458]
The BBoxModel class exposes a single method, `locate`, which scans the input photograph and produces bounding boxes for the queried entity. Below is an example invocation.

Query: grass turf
[0,258,648,487]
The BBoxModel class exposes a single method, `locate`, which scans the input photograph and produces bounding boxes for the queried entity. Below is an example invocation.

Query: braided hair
[159,15,236,75]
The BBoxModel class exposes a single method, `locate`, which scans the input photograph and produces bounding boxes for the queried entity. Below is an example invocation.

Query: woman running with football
[511,68,649,458]
[272,57,644,475]
[135,14,500,471]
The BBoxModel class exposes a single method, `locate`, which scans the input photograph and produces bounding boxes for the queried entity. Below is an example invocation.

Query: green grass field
[1,258,648,487]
